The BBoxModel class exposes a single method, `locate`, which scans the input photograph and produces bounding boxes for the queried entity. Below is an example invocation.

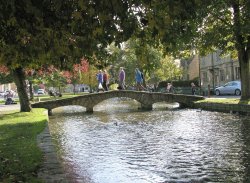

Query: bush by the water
[158,80,199,88]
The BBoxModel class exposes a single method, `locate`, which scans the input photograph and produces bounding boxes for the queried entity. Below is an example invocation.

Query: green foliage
[140,0,250,98]
[0,73,13,84]
[152,55,183,83]
[44,71,67,89]
[79,65,99,89]
[0,108,47,182]
[106,38,183,86]
[127,38,162,76]
[0,0,140,70]
[158,79,199,88]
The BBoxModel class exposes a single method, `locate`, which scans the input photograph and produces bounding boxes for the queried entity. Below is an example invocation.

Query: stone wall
[193,102,250,115]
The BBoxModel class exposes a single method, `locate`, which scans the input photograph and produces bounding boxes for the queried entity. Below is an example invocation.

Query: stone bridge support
[86,107,94,113]
[48,109,52,116]
[140,103,153,110]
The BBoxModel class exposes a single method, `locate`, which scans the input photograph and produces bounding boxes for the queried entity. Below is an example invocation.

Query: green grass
[0,108,47,182]
[196,98,250,105]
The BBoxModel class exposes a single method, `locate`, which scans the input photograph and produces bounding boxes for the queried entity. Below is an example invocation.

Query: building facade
[180,55,200,81]
[0,83,16,92]
[200,51,240,91]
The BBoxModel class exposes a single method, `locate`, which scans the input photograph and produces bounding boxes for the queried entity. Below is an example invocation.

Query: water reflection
[49,98,250,183]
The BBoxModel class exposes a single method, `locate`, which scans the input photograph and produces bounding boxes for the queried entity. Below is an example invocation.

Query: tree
[63,58,89,94]
[139,0,250,99]
[0,66,13,84]
[79,65,98,92]
[153,56,183,83]
[198,1,250,99]
[44,70,68,92]
[0,0,141,111]
[106,38,183,87]
[126,38,162,85]
[0,0,76,111]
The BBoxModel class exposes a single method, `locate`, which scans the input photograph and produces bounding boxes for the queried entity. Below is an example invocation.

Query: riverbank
[0,108,46,182]
[193,98,250,115]
[37,123,69,182]
[0,107,67,182]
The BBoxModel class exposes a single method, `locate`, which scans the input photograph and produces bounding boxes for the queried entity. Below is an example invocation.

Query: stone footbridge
[31,90,204,115]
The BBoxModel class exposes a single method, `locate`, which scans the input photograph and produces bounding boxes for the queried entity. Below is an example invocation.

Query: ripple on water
[49,99,250,183]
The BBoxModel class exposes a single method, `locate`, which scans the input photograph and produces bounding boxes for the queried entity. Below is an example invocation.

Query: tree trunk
[239,49,250,100]
[232,2,250,100]
[28,80,34,101]
[12,67,32,112]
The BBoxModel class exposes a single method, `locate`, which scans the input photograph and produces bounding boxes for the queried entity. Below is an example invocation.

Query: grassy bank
[195,98,250,105]
[0,108,47,182]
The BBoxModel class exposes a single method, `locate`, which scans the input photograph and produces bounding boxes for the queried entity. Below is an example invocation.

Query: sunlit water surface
[49,98,250,183]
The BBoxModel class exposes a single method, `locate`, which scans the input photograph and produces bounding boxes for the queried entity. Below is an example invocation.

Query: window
[232,82,238,86]
[202,72,208,83]
[225,82,233,86]
[220,69,225,81]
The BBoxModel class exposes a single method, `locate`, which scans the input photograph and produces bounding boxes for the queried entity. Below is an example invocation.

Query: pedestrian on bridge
[191,82,196,95]
[135,68,146,91]
[118,67,126,90]
[102,70,109,91]
[166,83,173,93]
[97,70,104,92]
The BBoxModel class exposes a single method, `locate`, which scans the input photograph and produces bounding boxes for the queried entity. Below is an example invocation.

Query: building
[200,51,240,91]
[180,51,240,95]
[64,84,90,93]
[0,83,16,92]
[180,55,200,81]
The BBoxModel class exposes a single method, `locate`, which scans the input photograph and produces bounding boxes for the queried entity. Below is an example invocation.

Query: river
[49,98,250,183]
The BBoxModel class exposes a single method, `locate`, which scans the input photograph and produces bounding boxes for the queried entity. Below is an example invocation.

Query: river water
[49,98,250,183]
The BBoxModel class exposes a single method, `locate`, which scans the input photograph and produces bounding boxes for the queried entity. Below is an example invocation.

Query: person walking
[118,67,125,90]
[191,82,196,95]
[166,83,173,93]
[135,68,146,91]
[102,70,109,91]
[97,70,103,92]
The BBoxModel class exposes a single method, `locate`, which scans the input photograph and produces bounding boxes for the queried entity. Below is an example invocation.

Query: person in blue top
[135,68,146,91]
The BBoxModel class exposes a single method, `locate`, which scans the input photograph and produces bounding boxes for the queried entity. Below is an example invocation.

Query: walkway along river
[48,98,250,183]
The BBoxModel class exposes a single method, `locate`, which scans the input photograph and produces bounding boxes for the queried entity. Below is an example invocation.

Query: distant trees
[0,66,13,84]
[106,38,182,86]
[139,0,250,99]
[62,58,89,93]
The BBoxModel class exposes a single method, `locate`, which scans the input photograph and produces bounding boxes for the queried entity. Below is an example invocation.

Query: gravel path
[0,103,20,113]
